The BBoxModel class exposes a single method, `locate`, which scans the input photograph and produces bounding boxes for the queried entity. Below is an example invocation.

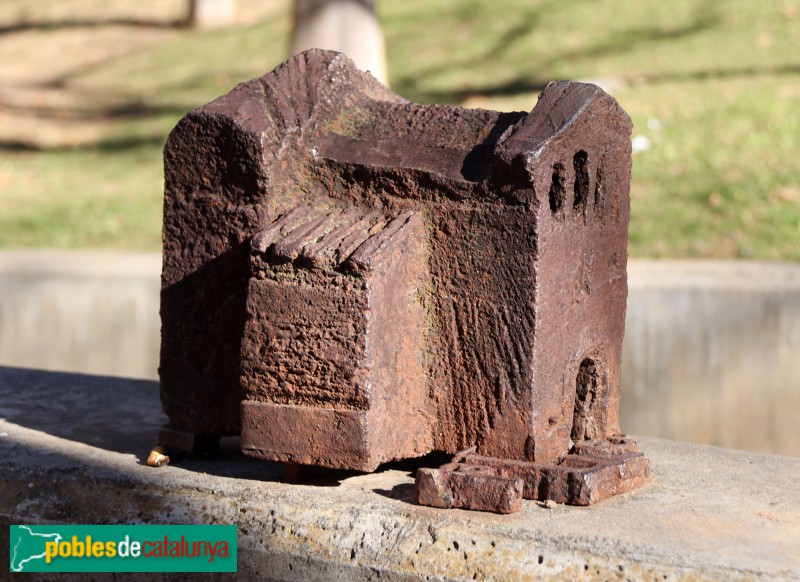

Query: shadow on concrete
[0,366,276,481]
[0,366,164,459]
[0,366,425,486]
[172,437,285,482]
[373,483,417,504]
[0,366,546,498]
[283,465,363,488]
[371,451,453,505]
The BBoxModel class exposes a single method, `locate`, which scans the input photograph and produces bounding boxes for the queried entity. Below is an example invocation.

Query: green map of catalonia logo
[10,526,63,572]
[9,524,237,573]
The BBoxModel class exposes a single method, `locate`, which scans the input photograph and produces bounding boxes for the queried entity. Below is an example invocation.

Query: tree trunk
[292,0,389,86]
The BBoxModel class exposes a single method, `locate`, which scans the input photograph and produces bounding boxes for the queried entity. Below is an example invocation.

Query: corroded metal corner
[240,208,431,470]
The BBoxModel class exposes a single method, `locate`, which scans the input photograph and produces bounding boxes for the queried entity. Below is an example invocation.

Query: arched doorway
[571,357,606,444]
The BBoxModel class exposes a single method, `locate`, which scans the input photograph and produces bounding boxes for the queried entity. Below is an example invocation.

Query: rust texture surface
[160,49,645,500]
[416,437,650,513]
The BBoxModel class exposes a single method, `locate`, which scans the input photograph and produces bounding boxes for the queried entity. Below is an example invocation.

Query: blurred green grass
[0,0,798,259]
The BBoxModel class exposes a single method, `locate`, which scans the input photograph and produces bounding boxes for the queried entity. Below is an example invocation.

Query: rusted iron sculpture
[156,49,649,512]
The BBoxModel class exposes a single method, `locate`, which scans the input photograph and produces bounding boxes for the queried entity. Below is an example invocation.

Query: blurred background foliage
[0,0,798,259]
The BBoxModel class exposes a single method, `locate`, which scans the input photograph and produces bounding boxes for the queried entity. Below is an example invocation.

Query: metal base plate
[415,435,650,513]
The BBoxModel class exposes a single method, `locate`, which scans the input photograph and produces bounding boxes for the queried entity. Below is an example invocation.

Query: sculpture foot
[147,425,221,467]
[282,462,304,483]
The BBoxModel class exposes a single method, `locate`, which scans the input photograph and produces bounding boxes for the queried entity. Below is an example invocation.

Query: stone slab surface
[1,367,798,580]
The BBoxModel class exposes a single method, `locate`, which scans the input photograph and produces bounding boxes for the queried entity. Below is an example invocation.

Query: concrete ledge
[0,250,160,380]
[627,260,800,290]
[622,260,800,455]
[1,368,798,580]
